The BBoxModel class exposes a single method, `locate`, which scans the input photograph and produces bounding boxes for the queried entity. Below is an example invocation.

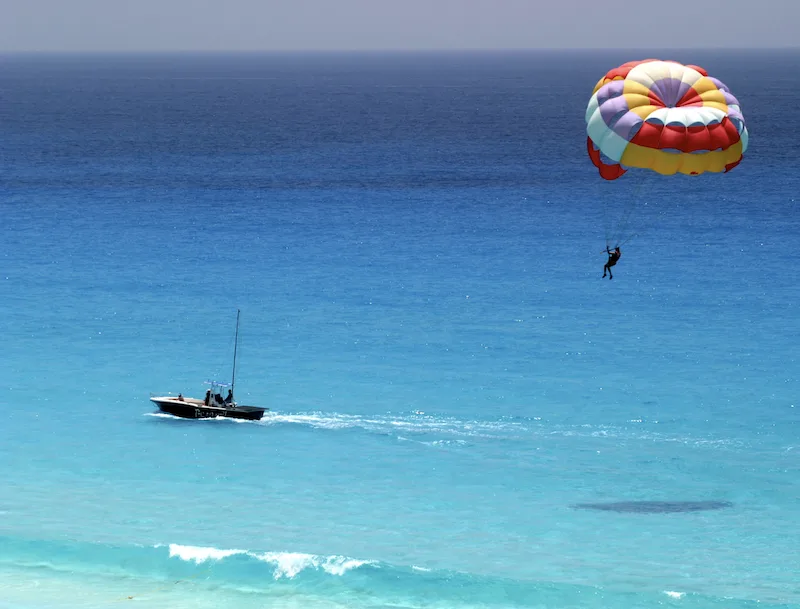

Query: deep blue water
[1,50,799,608]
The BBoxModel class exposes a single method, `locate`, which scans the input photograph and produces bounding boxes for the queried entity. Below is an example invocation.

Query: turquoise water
[1,51,798,607]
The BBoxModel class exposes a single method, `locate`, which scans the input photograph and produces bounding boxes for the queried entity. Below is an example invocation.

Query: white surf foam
[256,552,374,579]
[168,544,245,563]
[164,544,374,579]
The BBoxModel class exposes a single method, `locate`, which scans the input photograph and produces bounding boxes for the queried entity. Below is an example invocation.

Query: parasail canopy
[586,59,748,180]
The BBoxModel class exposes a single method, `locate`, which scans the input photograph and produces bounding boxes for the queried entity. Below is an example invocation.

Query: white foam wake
[258,410,526,440]
[147,408,743,451]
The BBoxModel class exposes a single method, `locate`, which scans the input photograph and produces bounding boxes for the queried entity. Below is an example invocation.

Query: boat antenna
[231,309,240,399]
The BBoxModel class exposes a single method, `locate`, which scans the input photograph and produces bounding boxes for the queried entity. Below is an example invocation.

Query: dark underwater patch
[572,500,733,514]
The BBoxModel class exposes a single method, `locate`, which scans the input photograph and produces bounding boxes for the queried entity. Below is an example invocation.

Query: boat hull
[150,397,266,421]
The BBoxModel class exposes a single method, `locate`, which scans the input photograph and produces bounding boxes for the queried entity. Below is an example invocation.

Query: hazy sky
[2,0,798,52]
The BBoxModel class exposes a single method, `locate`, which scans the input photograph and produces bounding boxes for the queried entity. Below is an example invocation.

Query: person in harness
[603,246,621,279]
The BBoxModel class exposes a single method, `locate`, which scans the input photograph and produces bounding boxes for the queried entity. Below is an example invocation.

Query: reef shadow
[571,500,734,514]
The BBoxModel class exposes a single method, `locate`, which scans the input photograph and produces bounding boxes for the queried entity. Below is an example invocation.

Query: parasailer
[585,59,749,274]
[603,246,621,280]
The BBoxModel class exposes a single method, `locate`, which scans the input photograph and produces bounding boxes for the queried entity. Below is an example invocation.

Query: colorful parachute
[586,59,748,180]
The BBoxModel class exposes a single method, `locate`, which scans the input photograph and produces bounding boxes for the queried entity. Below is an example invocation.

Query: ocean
[1,49,798,608]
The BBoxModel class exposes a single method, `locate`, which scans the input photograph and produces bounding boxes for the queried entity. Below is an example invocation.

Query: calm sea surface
[1,50,798,608]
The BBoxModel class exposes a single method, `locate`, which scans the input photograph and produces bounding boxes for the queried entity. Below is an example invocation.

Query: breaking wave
[166,543,374,579]
[0,535,790,608]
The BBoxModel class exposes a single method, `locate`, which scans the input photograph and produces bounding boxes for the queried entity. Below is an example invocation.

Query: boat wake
[258,410,528,439]
[145,410,748,451]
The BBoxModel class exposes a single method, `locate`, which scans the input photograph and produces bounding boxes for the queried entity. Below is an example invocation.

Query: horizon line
[2,46,799,55]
